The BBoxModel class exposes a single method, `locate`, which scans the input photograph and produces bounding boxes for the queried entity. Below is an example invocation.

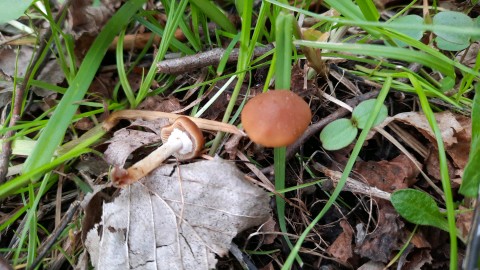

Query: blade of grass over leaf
[116,28,136,107]
[408,73,458,270]
[267,0,480,37]
[295,40,455,77]
[0,126,105,198]
[209,0,254,154]
[273,11,303,266]
[135,0,189,105]
[355,0,379,21]
[21,0,147,180]
[460,84,480,197]
[282,77,393,269]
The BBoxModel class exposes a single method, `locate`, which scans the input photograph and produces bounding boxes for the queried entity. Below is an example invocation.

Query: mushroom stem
[103,110,245,135]
[112,128,192,187]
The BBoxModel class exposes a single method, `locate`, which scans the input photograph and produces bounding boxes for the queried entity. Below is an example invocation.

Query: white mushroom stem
[113,128,193,186]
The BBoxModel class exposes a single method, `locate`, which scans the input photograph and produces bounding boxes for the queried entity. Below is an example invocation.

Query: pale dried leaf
[85,158,270,269]
[390,111,464,147]
[67,0,120,38]
[103,118,169,166]
[373,111,471,168]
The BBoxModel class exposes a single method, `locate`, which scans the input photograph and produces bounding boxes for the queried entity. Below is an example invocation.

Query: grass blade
[22,0,147,177]
[282,77,392,269]
[408,73,458,270]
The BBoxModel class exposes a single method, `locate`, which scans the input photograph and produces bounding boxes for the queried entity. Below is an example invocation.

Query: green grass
[1,0,478,269]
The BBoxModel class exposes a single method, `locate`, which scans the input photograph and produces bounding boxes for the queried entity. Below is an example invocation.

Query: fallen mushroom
[241,90,311,147]
[112,116,204,187]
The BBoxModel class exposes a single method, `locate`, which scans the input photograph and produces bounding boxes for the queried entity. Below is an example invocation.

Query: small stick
[312,162,392,201]
[157,44,275,74]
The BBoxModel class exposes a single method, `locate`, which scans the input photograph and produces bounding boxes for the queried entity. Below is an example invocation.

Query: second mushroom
[111,116,204,187]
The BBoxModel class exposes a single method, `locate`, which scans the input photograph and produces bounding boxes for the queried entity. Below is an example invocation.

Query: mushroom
[241,90,311,147]
[112,116,204,187]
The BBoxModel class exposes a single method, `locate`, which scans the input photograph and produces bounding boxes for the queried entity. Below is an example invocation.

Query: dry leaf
[375,111,471,169]
[103,118,170,167]
[402,249,433,270]
[327,219,353,264]
[355,202,406,262]
[353,154,419,192]
[85,157,270,269]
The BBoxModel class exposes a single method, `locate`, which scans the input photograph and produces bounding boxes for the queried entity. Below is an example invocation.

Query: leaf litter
[1,1,478,269]
[85,118,271,269]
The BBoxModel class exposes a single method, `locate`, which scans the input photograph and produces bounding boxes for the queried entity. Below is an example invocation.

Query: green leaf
[433,11,472,45]
[189,0,236,34]
[439,76,455,92]
[294,40,455,77]
[355,0,379,21]
[471,16,480,42]
[320,118,358,150]
[388,15,424,47]
[435,35,470,51]
[460,85,480,197]
[391,189,449,232]
[352,99,388,129]
[0,0,32,24]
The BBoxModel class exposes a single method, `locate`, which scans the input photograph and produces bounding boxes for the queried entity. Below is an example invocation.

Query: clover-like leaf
[440,76,455,92]
[389,14,424,47]
[433,11,473,50]
[320,118,358,151]
[391,189,449,232]
[351,99,388,129]
[435,35,470,51]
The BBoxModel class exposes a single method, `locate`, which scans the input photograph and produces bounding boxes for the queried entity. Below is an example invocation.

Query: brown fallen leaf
[353,154,419,192]
[68,0,121,58]
[355,202,406,262]
[327,219,354,265]
[138,96,183,112]
[84,158,270,269]
[382,111,471,169]
[425,149,456,182]
[357,261,385,270]
[402,249,433,270]
[456,206,474,240]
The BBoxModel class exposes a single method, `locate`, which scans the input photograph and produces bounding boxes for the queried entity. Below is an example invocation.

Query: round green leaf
[440,76,455,92]
[320,118,357,151]
[389,15,424,47]
[433,11,472,45]
[391,189,449,232]
[351,99,388,129]
[435,35,470,51]
[0,0,32,24]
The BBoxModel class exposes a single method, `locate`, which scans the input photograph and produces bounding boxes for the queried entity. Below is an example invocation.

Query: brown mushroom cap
[241,90,311,147]
[160,116,204,160]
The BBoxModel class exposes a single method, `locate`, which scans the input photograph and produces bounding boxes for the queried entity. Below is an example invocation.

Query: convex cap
[241,90,311,147]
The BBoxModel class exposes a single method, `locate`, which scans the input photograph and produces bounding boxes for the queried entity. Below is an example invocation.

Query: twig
[0,0,73,183]
[312,162,392,200]
[157,44,275,74]
[28,200,80,270]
